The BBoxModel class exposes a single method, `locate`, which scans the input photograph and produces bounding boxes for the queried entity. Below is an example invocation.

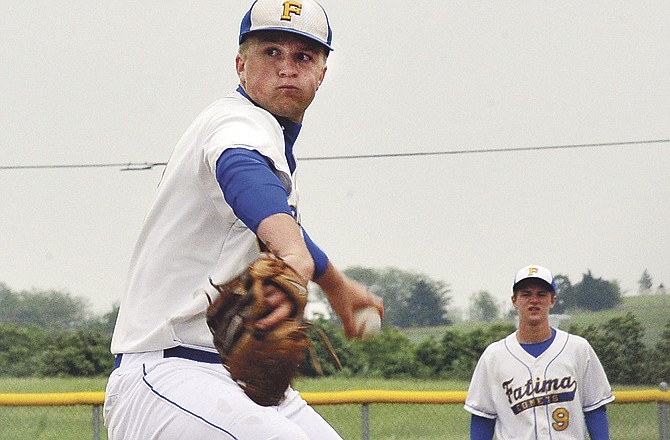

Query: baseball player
[104,1,382,439]
[464,265,614,440]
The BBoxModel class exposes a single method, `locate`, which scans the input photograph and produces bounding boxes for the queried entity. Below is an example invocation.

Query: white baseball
[353,306,381,338]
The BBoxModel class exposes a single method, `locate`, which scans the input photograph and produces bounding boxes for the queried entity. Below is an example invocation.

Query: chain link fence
[0,385,668,439]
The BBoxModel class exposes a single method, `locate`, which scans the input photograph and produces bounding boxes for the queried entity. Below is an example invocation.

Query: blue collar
[520,328,557,358]
[237,85,302,173]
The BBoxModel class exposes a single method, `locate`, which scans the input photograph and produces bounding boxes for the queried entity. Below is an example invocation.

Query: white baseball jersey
[110,90,299,354]
[464,329,614,440]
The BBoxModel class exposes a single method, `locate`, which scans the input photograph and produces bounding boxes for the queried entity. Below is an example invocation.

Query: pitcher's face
[237,32,327,123]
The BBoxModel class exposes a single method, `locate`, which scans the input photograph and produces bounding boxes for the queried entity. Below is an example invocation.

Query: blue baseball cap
[239,0,333,51]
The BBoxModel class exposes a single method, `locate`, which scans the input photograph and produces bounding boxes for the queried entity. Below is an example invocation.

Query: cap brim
[513,277,555,292]
[239,28,333,51]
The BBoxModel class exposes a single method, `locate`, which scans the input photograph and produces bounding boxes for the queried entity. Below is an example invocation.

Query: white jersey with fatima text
[464,329,614,440]
[110,91,298,354]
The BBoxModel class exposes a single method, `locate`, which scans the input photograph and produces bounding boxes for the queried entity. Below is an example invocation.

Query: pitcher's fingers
[372,295,384,319]
[256,284,291,330]
[255,301,293,330]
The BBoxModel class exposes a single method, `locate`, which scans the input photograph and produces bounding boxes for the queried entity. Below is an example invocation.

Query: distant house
[514,314,571,329]
[549,314,571,329]
[305,300,331,320]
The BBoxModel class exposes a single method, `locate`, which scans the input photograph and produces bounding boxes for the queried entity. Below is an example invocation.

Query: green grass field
[566,294,670,346]
[0,376,663,440]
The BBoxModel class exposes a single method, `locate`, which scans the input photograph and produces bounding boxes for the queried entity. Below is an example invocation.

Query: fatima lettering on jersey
[502,375,577,415]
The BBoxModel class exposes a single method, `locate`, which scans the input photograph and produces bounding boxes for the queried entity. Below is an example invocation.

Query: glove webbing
[305,322,343,375]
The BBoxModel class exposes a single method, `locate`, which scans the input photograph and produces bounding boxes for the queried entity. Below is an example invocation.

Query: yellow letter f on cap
[281,1,302,21]
[528,267,538,275]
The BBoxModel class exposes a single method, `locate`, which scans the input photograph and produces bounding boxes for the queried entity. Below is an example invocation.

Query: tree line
[466,270,626,322]
[0,283,117,376]
[3,266,661,333]
[336,266,666,324]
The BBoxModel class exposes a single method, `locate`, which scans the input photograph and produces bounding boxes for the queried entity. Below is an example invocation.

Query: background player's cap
[512,265,557,293]
[239,0,333,51]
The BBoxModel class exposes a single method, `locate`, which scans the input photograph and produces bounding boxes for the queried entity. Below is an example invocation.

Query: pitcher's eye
[296,53,312,62]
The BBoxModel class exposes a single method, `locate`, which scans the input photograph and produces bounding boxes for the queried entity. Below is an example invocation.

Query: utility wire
[0,138,667,171]
[299,139,669,162]
[0,162,160,171]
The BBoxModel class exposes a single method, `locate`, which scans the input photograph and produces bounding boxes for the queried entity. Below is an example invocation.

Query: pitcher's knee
[221,412,309,440]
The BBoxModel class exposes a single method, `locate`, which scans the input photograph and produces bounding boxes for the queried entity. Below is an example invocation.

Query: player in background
[464,265,613,440]
[104,1,382,439]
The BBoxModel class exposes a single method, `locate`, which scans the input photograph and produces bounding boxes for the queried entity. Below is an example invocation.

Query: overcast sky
[2,1,669,316]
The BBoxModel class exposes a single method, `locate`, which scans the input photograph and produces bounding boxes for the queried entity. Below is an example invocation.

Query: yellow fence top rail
[301,390,468,405]
[0,391,106,406]
[0,389,667,407]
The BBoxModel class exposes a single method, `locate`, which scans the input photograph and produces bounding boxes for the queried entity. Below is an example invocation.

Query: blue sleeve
[301,227,329,279]
[216,148,292,233]
[216,148,329,278]
[585,406,610,440]
[470,414,495,440]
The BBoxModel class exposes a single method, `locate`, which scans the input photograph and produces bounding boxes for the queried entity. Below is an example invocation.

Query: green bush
[38,330,114,377]
[0,313,667,385]
[0,324,45,376]
[0,324,113,377]
[570,313,660,385]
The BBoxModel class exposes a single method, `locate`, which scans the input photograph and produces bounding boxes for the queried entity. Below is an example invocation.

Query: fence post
[361,403,370,440]
[92,405,101,440]
[660,382,669,440]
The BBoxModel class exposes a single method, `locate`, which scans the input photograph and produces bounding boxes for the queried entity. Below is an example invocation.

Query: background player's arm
[470,414,495,440]
[584,406,610,439]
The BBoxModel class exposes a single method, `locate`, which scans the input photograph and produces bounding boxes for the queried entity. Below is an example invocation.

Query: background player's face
[237,32,328,123]
[512,280,556,326]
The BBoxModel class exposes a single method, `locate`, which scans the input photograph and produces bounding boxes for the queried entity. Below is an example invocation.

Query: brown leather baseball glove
[206,255,310,406]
